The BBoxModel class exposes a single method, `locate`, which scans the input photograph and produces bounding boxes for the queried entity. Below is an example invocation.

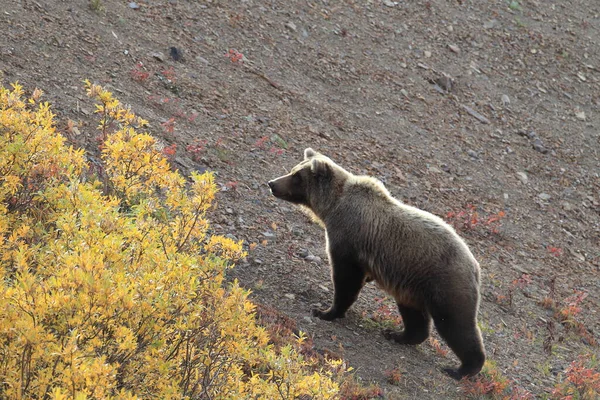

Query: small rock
[424,50,432,58]
[285,21,297,32]
[152,52,165,62]
[448,44,461,54]
[516,130,528,137]
[383,0,399,6]
[532,138,548,154]
[516,172,528,184]
[262,231,275,238]
[298,248,310,258]
[128,2,139,9]
[170,46,183,61]
[513,264,530,275]
[318,284,329,292]
[196,56,209,65]
[254,258,263,265]
[461,104,490,124]
[501,94,510,106]
[575,110,586,121]
[225,233,238,241]
[225,208,234,214]
[284,293,296,300]
[305,255,322,263]
[483,19,498,29]
[303,316,314,324]
[435,75,453,92]
[467,149,479,159]
[569,249,585,262]
[561,201,573,211]
[432,84,446,94]
[428,166,443,174]
[400,88,409,98]
[538,193,551,201]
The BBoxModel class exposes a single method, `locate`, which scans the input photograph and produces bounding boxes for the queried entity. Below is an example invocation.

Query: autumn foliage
[0,82,341,399]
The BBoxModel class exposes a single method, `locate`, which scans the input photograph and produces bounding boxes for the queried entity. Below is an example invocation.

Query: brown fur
[268,148,486,379]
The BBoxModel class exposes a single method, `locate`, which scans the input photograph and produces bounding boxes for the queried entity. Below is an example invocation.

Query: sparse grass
[338,376,384,400]
[492,273,532,309]
[253,279,265,291]
[514,16,527,28]
[508,0,522,12]
[215,147,232,163]
[89,0,104,13]
[272,133,288,149]
[552,355,600,399]
[479,319,496,335]
[445,204,505,236]
[428,337,449,358]
[554,290,598,346]
[539,296,555,310]
[186,139,208,162]
[384,368,403,385]
[361,296,402,330]
[130,61,151,83]
[536,361,552,377]
[460,360,510,398]
[255,303,301,349]
[460,360,535,399]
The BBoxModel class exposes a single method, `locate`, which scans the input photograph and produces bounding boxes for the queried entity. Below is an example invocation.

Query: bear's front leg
[312,253,366,321]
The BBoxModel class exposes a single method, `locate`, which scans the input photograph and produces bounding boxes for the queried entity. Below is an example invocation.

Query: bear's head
[268,148,348,215]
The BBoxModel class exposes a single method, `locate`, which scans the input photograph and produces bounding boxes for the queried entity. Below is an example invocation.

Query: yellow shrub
[0,82,340,399]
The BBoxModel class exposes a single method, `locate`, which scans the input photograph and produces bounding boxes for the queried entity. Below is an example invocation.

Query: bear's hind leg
[383,305,431,345]
[432,312,485,380]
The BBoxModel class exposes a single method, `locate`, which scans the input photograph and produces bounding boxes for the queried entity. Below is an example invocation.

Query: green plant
[89,0,104,13]
[509,1,522,12]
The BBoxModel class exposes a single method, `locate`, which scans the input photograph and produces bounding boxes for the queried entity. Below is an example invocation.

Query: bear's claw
[443,366,481,381]
[311,308,341,321]
[382,328,428,345]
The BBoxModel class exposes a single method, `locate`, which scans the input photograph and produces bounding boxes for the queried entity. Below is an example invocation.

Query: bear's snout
[268,180,281,197]
[268,177,292,201]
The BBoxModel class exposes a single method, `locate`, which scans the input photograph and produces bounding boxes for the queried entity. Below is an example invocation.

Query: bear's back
[324,176,479,291]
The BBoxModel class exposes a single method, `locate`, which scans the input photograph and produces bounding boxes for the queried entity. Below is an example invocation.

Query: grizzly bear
[268,148,485,379]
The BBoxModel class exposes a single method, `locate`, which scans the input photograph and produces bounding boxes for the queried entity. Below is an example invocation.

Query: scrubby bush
[0,82,340,399]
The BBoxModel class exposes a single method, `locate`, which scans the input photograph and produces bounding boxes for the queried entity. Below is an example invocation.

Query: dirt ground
[1,0,599,398]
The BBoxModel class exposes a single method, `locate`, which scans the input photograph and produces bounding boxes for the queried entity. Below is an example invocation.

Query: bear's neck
[307,182,345,223]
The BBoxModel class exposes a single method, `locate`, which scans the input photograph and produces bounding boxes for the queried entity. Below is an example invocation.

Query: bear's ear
[304,148,317,160]
[310,158,329,177]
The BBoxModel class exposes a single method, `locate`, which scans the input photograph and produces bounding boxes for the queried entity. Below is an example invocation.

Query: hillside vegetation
[0,82,343,399]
